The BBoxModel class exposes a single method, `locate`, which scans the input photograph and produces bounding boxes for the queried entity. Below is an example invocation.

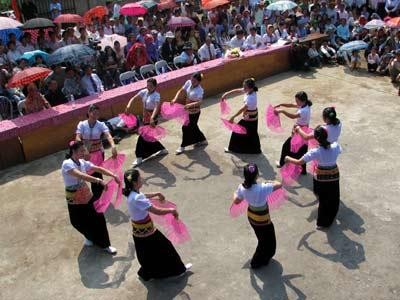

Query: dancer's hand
[111,146,117,158]
[171,209,179,219]
[113,174,121,185]
[275,108,282,114]
[150,118,156,127]
[284,156,290,163]
[294,125,300,133]
[229,116,235,123]
[158,193,165,202]
[274,104,281,108]
[124,105,131,114]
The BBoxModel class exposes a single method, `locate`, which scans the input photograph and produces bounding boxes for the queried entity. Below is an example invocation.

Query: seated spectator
[275,22,289,40]
[385,0,400,15]
[350,50,361,71]
[63,66,84,99]
[24,83,51,114]
[308,41,321,67]
[161,31,178,63]
[0,45,9,68]
[13,58,29,75]
[136,27,147,44]
[320,41,337,64]
[113,41,126,70]
[77,27,89,45]
[7,42,20,65]
[229,29,245,50]
[336,18,351,45]
[46,31,61,53]
[124,33,136,56]
[263,25,278,46]
[178,42,195,67]
[114,16,126,35]
[174,29,185,52]
[18,33,35,54]
[377,46,394,75]
[244,26,263,50]
[126,42,149,71]
[198,35,217,62]
[187,29,201,52]
[80,65,104,96]
[45,65,66,90]
[45,80,67,106]
[367,47,380,73]
[104,19,114,35]
[33,55,47,68]
[144,34,159,63]
[36,29,47,51]
[99,46,121,90]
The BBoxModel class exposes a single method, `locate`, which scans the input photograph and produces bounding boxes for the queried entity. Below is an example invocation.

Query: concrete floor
[1,65,400,300]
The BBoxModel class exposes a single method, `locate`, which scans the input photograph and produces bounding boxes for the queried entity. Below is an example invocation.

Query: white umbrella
[364,19,386,30]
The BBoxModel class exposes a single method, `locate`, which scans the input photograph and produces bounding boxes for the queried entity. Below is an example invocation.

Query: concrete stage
[0,65,399,300]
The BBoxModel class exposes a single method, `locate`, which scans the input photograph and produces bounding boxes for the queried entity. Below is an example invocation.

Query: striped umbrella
[8,67,52,88]
[54,14,84,24]
[364,19,386,29]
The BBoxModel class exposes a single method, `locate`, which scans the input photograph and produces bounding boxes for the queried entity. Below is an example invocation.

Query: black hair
[147,78,157,87]
[236,29,244,35]
[192,72,203,82]
[65,140,84,159]
[122,169,140,197]
[243,78,258,92]
[314,125,330,149]
[242,163,259,189]
[88,104,99,113]
[295,91,312,107]
[322,107,340,126]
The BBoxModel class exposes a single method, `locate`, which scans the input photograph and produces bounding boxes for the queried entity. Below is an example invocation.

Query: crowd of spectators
[2,0,400,118]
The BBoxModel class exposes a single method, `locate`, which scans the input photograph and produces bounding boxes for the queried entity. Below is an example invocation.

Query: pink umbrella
[167,16,196,29]
[0,16,22,29]
[120,3,148,16]
[54,14,83,24]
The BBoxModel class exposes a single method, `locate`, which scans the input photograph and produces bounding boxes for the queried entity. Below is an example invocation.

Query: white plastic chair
[119,71,139,85]
[173,56,184,69]
[17,99,25,116]
[139,64,156,79]
[155,60,173,75]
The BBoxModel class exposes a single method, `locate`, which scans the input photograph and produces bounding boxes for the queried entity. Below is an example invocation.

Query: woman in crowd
[275,91,313,174]
[232,163,282,268]
[24,82,51,114]
[99,46,121,90]
[75,104,118,199]
[367,47,380,73]
[126,42,150,72]
[285,126,342,229]
[172,72,208,155]
[124,168,191,281]
[222,78,261,154]
[61,140,120,254]
[125,78,168,167]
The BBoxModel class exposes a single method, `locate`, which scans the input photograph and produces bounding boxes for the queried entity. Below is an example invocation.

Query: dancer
[125,78,168,167]
[275,91,312,174]
[295,107,342,143]
[76,104,118,199]
[222,78,261,154]
[232,163,282,268]
[123,168,192,281]
[61,141,120,254]
[172,72,207,154]
[285,126,342,229]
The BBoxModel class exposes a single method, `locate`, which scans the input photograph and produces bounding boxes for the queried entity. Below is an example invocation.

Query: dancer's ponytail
[122,169,140,197]
[242,163,259,189]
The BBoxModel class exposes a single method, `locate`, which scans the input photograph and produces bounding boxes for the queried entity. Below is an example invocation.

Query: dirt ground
[1,65,400,300]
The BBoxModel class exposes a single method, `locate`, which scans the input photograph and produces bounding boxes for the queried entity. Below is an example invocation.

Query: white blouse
[76,120,109,140]
[235,182,274,207]
[244,92,257,110]
[127,191,152,221]
[323,123,342,143]
[61,159,94,187]
[302,142,342,167]
[138,89,160,110]
[183,80,204,102]
[297,105,311,126]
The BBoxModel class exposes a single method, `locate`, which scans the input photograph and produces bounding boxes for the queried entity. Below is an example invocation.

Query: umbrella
[386,17,400,28]
[140,0,159,9]
[48,44,96,66]
[54,14,84,24]
[266,0,297,11]
[0,17,22,29]
[0,17,22,44]
[120,3,148,16]
[364,19,386,29]
[20,50,49,65]
[83,6,108,24]
[8,67,51,88]
[157,0,177,10]
[201,0,230,10]
[100,34,127,49]
[339,40,368,52]
[21,18,55,30]
[167,16,196,29]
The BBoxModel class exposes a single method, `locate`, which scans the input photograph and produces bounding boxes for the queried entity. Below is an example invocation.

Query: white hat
[165,31,174,38]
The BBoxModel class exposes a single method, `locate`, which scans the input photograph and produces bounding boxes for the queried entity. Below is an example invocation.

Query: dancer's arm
[276,109,300,119]
[148,206,178,218]
[89,166,121,184]
[144,192,165,202]
[150,102,161,127]
[125,94,141,114]
[68,168,108,186]
[229,105,247,122]
[232,192,244,204]
[294,125,313,140]
[221,88,244,99]
[275,103,297,108]
[284,156,305,165]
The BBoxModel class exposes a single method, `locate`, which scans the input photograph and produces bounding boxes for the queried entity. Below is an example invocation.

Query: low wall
[0,45,291,170]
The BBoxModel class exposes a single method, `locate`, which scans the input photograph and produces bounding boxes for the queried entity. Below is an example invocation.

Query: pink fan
[266,104,283,133]
[267,188,288,210]
[221,118,247,134]
[280,163,302,186]
[220,99,231,115]
[160,102,189,125]
[164,214,191,245]
[229,200,248,218]
[89,151,104,166]
[149,199,177,226]
[138,125,167,142]
[119,113,137,129]
[94,180,117,213]
[101,154,125,207]
[291,127,312,153]
[308,138,318,149]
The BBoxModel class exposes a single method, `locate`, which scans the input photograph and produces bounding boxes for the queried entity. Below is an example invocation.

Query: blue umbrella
[339,41,368,52]
[48,44,96,66]
[0,28,22,45]
[267,0,297,11]
[20,50,49,65]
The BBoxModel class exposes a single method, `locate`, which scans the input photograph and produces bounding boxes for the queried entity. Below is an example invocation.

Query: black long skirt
[133,229,186,280]
[279,136,308,174]
[228,119,261,154]
[135,135,165,159]
[249,222,276,268]
[67,200,111,248]
[181,112,206,147]
[313,179,340,227]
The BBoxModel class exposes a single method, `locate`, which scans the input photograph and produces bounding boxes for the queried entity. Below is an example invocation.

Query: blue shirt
[336,24,350,40]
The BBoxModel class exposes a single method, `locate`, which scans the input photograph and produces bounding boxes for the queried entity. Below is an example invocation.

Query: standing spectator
[198,35,217,62]
[45,80,67,106]
[367,47,380,72]
[113,41,126,70]
[113,1,121,19]
[24,83,51,115]
[161,31,178,63]
[50,0,62,20]
[385,0,400,15]
[80,65,104,96]
[21,0,38,21]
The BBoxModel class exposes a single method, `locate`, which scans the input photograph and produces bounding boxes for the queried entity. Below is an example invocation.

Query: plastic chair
[119,71,139,85]
[139,64,156,79]
[155,60,173,75]
[173,56,184,69]
[17,99,26,116]
[0,96,13,120]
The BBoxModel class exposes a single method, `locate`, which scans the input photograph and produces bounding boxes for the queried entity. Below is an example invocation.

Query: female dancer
[172,72,207,154]
[275,91,312,174]
[222,78,261,154]
[233,163,282,268]
[295,107,342,143]
[123,168,192,281]
[61,141,120,254]
[285,126,342,229]
[76,104,118,199]
[125,78,168,167]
